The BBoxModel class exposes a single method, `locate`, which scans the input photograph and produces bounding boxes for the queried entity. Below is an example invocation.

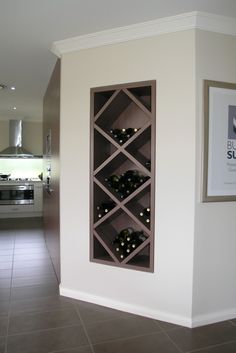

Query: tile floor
[0,218,236,353]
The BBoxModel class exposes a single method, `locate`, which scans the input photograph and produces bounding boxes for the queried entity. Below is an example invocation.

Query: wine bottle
[126,128,139,138]
[145,160,151,170]
[139,207,150,224]
[96,200,116,219]
[110,127,139,144]
[120,250,126,259]
[110,128,121,138]
[105,175,120,190]
[118,129,128,144]
[132,230,147,244]
[105,170,148,199]
[119,227,133,241]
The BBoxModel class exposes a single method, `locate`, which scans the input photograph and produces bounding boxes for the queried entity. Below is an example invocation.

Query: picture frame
[203,80,236,202]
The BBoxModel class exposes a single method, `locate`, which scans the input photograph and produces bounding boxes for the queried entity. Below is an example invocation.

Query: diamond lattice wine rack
[90,81,156,272]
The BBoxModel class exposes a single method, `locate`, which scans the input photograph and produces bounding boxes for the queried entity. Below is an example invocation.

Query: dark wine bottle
[139,207,150,224]
[96,200,116,219]
[118,129,128,144]
[110,128,121,138]
[119,227,133,240]
[110,127,139,144]
[105,170,148,199]
[126,128,139,138]
[120,250,126,259]
[105,175,120,190]
[112,228,146,260]
[145,160,151,170]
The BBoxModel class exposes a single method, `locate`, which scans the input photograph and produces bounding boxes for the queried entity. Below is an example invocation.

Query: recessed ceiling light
[13,106,16,110]
[10,86,16,90]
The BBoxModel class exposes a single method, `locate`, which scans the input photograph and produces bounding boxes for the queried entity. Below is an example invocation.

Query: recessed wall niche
[90,81,156,272]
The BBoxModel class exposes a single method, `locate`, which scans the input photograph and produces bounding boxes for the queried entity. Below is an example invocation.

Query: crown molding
[52,11,236,57]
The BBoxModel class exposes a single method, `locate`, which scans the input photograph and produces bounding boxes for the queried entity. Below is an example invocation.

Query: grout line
[43,236,60,286]
[7,323,85,338]
[229,319,236,327]
[163,330,184,353]
[74,303,95,353]
[4,229,16,353]
[186,338,236,353]
[91,330,175,347]
[185,340,236,353]
[44,345,92,353]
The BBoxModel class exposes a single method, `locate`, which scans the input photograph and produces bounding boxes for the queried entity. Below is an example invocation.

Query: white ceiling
[0,0,236,122]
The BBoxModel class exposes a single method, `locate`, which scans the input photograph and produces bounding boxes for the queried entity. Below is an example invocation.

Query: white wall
[192,31,236,326]
[60,30,196,326]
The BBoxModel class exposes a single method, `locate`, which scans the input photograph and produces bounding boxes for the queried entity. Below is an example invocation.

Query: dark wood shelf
[90,81,156,272]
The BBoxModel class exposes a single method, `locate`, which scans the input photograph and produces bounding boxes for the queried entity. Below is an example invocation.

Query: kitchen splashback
[0,158,43,178]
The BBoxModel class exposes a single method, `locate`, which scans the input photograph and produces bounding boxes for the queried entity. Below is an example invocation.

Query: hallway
[1,219,236,353]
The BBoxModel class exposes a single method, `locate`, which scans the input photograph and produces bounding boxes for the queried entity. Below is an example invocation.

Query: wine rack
[90,81,156,272]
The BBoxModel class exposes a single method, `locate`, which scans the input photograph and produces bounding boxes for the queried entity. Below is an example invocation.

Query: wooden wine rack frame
[90,80,156,272]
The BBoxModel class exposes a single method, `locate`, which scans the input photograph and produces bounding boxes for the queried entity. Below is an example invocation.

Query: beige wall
[192,30,236,326]
[0,120,43,155]
[60,30,196,326]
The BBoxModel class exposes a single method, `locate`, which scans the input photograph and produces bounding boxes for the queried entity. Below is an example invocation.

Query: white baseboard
[60,285,236,328]
[59,285,192,328]
[192,308,236,328]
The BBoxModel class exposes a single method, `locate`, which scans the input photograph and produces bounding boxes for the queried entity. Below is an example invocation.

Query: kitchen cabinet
[0,180,43,218]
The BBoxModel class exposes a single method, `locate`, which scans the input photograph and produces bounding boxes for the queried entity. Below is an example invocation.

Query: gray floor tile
[0,255,13,262]
[49,347,93,353]
[10,284,59,301]
[0,316,7,337]
[0,244,14,250]
[7,325,89,353]
[77,300,128,325]
[0,337,5,353]
[14,248,48,255]
[0,237,14,242]
[11,275,57,287]
[2,216,236,353]
[14,242,47,249]
[167,320,236,352]
[0,301,10,315]
[93,331,181,353]
[14,253,50,261]
[0,269,12,279]
[10,295,76,314]
[0,278,11,289]
[13,259,52,268]
[0,288,10,300]
[12,265,55,278]
[9,308,82,334]
[0,249,14,256]
[191,341,236,352]
[157,320,182,332]
[86,315,162,344]
[0,262,12,270]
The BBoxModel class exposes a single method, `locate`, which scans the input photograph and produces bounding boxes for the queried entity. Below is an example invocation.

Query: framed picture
[203,80,236,202]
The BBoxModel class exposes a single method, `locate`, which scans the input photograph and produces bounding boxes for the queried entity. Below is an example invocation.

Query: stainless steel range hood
[0,120,38,158]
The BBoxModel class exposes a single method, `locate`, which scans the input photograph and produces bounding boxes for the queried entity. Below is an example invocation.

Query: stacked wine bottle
[105,169,149,199]
[96,200,116,219]
[139,207,150,224]
[113,227,147,260]
[110,128,139,144]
